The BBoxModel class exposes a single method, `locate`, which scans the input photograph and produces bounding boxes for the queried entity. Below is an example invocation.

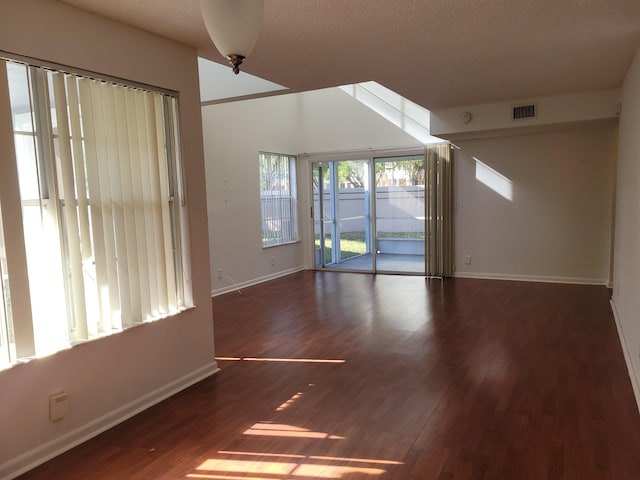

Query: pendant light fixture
[200,0,265,75]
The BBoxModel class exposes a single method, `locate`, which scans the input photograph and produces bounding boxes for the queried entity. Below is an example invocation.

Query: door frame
[309,149,427,275]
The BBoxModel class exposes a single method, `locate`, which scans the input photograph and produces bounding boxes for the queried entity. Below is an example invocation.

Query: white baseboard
[1,362,220,480]
[610,299,640,414]
[211,266,305,297]
[454,271,609,286]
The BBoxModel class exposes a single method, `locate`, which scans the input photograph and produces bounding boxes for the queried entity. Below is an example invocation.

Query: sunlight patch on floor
[220,451,404,466]
[215,356,346,364]
[243,422,345,440]
[192,458,296,475]
[189,450,401,479]
[276,391,304,411]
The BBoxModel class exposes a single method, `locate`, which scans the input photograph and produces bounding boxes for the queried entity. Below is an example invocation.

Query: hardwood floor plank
[16,272,640,479]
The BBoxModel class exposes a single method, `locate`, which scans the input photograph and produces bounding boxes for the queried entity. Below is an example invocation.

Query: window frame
[0,53,191,369]
[259,151,299,248]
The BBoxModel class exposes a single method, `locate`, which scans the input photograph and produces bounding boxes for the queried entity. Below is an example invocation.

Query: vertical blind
[259,152,298,247]
[69,76,181,337]
[0,58,188,367]
[425,143,453,277]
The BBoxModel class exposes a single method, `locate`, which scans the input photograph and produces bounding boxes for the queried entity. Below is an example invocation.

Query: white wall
[203,87,424,292]
[204,85,617,288]
[453,126,616,284]
[0,2,215,478]
[296,88,425,269]
[612,47,640,408]
[431,90,620,138]
[297,88,421,153]
[203,94,304,294]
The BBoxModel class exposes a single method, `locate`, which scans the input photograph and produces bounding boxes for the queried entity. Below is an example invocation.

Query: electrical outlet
[271,256,276,266]
[49,392,69,421]
[217,269,223,279]
[464,255,471,265]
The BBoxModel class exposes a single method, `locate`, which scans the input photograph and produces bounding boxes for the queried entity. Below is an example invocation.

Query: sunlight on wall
[474,157,513,201]
[339,81,442,145]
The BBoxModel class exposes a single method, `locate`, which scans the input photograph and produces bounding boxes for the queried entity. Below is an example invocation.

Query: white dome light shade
[201,0,265,74]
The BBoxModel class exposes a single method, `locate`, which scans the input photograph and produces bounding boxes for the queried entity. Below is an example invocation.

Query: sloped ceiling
[59,0,640,109]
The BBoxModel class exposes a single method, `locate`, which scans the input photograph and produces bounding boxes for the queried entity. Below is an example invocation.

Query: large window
[259,152,298,247]
[0,57,190,369]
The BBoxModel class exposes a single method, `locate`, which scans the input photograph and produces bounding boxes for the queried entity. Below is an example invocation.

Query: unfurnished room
[1,1,640,479]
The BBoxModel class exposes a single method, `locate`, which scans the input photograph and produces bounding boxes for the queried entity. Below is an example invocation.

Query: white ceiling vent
[512,104,536,120]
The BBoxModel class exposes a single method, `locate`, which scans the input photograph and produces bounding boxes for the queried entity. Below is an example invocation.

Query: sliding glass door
[374,156,425,274]
[312,154,425,274]
[313,161,372,271]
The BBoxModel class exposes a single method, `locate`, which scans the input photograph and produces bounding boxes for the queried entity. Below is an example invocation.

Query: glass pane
[13,133,40,200]
[10,66,70,356]
[340,219,368,262]
[1,58,189,362]
[6,62,34,132]
[335,160,371,270]
[313,160,372,271]
[323,163,336,265]
[375,156,425,273]
[260,153,297,246]
[0,203,15,370]
[312,164,324,268]
[22,204,69,356]
[46,70,58,132]
[53,137,65,199]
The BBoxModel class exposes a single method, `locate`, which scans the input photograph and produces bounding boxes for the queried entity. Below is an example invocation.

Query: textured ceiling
[59,0,640,109]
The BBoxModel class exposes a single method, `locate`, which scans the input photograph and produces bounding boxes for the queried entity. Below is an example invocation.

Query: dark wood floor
[18,271,640,479]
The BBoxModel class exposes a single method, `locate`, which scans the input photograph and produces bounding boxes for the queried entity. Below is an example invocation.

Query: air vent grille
[512,104,536,120]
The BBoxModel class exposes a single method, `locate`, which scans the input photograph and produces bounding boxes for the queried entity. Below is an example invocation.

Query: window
[0,57,190,369]
[259,152,298,247]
